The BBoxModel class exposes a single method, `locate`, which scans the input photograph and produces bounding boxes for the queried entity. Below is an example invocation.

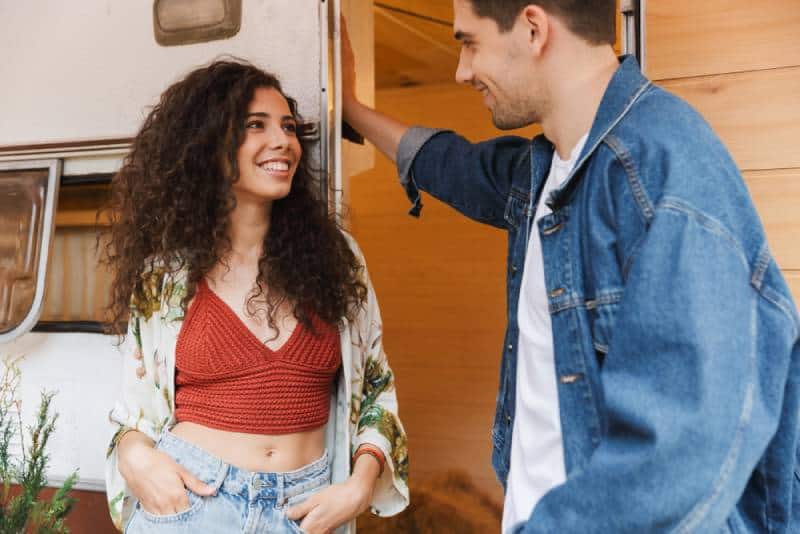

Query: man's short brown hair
[468,0,616,45]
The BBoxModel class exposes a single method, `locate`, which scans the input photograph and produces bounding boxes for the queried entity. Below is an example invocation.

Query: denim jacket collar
[545,55,651,211]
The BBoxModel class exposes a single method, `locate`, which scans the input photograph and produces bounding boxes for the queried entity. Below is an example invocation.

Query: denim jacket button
[549,287,566,298]
[542,222,564,236]
[507,344,513,351]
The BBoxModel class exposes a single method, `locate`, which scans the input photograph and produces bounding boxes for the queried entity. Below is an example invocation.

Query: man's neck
[541,46,619,160]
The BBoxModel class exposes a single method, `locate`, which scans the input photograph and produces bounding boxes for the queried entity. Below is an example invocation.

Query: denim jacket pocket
[504,188,530,230]
[724,507,749,534]
[585,291,622,366]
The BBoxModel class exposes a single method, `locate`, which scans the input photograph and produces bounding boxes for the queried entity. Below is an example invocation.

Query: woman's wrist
[347,451,381,510]
[117,430,155,479]
[352,444,385,475]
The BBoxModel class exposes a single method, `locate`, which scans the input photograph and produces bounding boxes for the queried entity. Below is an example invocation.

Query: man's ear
[521,5,550,56]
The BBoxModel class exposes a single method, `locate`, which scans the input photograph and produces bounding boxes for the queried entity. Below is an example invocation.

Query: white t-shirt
[502,133,589,533]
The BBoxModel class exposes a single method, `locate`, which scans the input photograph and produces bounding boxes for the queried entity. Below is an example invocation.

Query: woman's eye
[246,120,265,130]
[283,122,298,134]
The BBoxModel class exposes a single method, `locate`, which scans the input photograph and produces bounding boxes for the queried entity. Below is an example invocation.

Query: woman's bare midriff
[170,421,326,473]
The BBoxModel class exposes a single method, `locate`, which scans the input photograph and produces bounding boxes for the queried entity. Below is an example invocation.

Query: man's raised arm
[341,16,408,163]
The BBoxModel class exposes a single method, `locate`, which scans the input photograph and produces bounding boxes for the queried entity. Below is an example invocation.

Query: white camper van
[0,0,373,529]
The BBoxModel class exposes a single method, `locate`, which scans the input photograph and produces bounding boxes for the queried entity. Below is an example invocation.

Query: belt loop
[277,473,288,508]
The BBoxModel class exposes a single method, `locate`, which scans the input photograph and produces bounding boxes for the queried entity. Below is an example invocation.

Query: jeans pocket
[285,478,329,509]
[137,490,205,524]
[285,517,307,534]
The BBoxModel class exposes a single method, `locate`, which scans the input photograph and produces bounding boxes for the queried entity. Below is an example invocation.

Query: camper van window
[0,160,60,343]
[35,180,113,332]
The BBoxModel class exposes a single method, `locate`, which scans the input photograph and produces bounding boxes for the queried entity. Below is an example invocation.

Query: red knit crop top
[174,278,341,434]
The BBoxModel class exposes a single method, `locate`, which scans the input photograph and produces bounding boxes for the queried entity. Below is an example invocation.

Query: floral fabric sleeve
[346,238,410,517]
[104,267,176,531]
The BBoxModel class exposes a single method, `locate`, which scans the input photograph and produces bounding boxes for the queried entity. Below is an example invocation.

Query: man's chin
[491,108,536,131]
[491,113,523,131]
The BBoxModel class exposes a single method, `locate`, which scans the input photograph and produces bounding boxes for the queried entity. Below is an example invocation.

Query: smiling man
[342,1,800,532]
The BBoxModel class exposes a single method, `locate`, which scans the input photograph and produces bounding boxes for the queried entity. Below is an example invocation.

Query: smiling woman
[103,59,409,533]
[235,87,302,203]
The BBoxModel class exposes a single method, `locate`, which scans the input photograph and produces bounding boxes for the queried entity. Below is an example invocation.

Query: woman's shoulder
[340,229,375,274]
[338,229,364,258]
[131,255,189,319]
[138,255,189,285]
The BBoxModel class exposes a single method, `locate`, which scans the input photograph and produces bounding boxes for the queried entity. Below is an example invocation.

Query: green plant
[0,356,78,534]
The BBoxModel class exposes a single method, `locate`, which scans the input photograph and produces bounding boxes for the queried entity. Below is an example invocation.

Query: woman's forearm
[346,452,382,512]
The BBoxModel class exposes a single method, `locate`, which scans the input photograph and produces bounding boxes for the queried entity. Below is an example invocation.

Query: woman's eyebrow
[246,112,295,121]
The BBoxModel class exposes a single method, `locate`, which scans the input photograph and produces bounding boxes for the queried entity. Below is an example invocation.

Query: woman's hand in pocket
[285,452,380,533]
[284,478,370,534]
[117,430,216,515]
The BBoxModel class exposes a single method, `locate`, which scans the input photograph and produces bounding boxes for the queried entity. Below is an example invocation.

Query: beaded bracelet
[352,444,386,477]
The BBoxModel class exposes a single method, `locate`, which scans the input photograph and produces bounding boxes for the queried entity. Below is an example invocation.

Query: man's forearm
[342,97,409,164]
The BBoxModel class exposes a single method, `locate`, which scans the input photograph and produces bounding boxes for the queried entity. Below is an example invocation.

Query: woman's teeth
[260,161,289,172]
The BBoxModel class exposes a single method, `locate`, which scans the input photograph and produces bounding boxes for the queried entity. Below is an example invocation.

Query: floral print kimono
[105,237,409,532]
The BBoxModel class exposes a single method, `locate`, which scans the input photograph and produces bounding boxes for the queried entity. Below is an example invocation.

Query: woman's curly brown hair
[104,59,367,336]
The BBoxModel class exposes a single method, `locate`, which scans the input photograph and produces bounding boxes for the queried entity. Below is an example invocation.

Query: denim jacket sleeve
[396,126,530,227]
[517,200,800,533]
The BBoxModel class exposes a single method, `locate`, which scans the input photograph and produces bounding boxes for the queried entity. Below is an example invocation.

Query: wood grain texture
[54,209,101,227]
[349,83,539,505]
[787,271,800,307]
[374,6,458,88]
[375,0,453,24]
[659,67,800,171]
[647,0,800,80]
[745,169,800,271]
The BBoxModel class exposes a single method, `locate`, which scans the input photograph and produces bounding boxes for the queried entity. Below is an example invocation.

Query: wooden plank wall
[648,0,800,305]
[349,85,538,504]
[350,0,800,510]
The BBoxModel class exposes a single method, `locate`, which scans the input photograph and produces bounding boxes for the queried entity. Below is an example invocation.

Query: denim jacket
[104,234,409,532]
[396,56,800,532]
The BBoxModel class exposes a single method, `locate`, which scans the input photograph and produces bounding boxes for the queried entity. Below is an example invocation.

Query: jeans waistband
[157,429,330,504]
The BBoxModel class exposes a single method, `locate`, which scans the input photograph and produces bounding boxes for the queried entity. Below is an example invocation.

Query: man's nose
[455,50,472,85]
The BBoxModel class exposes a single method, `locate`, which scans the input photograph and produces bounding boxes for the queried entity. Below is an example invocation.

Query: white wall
[2,333,122,491]
[0,0,323,146]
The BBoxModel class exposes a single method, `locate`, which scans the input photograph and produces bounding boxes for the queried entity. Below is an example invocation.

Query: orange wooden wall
[348,85,538,504]
[349,0,800,512]
[648,0,800,303]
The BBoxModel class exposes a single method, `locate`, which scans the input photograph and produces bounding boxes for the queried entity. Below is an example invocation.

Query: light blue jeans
[124,429,330,533]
